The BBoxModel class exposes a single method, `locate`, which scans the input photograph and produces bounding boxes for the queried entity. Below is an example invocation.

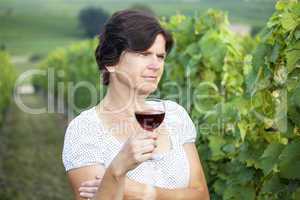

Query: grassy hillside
[0,0,275,56]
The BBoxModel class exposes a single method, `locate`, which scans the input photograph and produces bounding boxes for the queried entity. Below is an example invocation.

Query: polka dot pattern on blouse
[62,100,197,189]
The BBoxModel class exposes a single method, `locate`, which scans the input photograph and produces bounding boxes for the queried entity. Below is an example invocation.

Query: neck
[100,79,148,116]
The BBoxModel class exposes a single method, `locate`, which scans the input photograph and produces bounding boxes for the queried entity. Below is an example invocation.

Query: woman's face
[112,33,166,95]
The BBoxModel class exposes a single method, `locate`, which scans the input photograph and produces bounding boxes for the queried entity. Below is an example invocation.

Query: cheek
[126,68,144,86]
[118,59,141,81]
[158,64,165,78]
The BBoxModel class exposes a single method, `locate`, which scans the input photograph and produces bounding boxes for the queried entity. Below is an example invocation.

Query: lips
[143,76,157,81]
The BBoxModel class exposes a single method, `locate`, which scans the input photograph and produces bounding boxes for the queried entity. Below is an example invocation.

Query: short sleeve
[62,116,105,171]
[176,103,197,145]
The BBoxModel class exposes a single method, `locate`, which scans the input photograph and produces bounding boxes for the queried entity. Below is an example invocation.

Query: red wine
[135,110,165,132]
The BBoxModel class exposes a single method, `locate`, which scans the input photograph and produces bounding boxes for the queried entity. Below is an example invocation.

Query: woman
[62,9,209,200]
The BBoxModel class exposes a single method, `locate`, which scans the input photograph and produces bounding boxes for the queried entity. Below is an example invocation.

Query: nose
[147,55,160,70]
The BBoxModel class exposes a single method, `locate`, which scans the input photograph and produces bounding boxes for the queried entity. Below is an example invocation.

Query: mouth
[142,76,157,81]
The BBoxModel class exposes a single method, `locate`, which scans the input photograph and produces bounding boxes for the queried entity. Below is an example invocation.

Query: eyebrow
[143,50,166,56]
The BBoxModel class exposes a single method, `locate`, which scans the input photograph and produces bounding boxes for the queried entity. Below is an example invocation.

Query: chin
[137,84,157,95]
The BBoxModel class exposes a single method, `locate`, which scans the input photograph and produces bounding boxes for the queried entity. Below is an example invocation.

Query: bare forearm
[155,187,209,200]
[124,178,209,200]
[95,166,125,200]
[123,177,150,199]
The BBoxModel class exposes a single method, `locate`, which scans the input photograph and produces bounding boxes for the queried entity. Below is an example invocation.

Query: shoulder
[164,100,197,144]
[63,106,105,149]
[164,100,189,120]
[62,107,106,171]
[68,106,97,127]
[164,100,185,113]
[64,107,100,138]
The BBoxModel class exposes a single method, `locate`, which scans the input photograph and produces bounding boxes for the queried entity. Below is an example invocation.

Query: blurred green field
[0,7,82,56]
[0,0,276,57]
[0,93,72,200]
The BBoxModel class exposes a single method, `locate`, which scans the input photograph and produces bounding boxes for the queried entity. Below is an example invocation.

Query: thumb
[95,175,101,179]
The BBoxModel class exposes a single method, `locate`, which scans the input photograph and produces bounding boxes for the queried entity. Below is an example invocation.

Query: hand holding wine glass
[134,98,165,160]
[111,132,158,175]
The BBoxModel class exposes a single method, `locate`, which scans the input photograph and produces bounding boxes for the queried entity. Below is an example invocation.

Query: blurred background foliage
[78,7,109,38]
[0,0,276,56]
[1,0,300,200]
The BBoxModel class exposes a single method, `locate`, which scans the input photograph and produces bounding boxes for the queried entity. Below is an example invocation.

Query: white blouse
[62,100,197,189]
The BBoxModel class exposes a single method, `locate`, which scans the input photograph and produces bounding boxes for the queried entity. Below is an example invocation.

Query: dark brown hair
[95,9,173,86]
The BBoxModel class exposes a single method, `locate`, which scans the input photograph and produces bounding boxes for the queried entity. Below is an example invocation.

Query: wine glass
[134,98,165,160]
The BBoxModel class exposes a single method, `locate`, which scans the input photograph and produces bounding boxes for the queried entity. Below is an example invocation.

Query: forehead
[121,33,167,60]
[147,34,166,53]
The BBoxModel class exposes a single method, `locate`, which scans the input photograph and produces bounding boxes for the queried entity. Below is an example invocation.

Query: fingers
[138,152,154,162]
[132,135,157,158]
[140,138,157,147]
[80,179,101,187]
[137,143,156,154]
[95,175,101,180]
[79,186,98,193]
[79,191,96,198]
[79,178,101,199]
[131,151,153,163]
[134,133,150,140]
[129,138,156,155]
[135,132,158,140]
[134,139,157,161]
[120,132,158,170]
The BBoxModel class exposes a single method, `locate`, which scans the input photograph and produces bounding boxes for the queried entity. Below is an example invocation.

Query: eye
[139,52,150,56]
[158,55,165,60]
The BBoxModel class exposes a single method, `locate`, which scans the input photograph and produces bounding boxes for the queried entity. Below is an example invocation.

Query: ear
[105,66,115,73]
